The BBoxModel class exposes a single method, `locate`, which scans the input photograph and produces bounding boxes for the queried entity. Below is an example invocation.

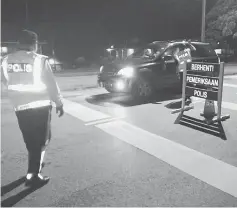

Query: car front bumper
[98,75,134,93]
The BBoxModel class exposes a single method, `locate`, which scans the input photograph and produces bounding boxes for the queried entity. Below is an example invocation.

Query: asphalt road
[1,65,237,206]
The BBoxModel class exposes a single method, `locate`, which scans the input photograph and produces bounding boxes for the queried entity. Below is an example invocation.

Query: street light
[201,0,206,42]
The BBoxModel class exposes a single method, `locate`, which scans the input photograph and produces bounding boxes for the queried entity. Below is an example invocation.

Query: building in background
[1,41,63,71]
[104,46,135,61]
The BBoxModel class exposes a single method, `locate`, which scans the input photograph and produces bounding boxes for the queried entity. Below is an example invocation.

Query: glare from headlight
[115,80,125,90]
[117,67,134,77]
[49,59,54,65]
[100,66,104,73]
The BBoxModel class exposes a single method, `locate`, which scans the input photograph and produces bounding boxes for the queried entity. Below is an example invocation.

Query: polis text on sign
[186,86,218,100]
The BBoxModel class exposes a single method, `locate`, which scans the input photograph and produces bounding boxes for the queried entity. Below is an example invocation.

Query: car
[97,40,220,98]
[48,57,63,72]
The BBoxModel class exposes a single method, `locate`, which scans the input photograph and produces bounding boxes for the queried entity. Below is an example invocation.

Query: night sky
[2,0,217,62]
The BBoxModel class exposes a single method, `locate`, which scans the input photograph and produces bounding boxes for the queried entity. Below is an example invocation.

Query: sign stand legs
[172,61,230,125]
[204,62,230,124]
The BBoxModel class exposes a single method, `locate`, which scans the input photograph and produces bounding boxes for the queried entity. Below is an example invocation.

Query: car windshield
[129,42,169,59]
[192,44,217,57]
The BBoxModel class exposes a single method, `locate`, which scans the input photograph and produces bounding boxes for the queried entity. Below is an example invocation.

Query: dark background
[1,0,217,62]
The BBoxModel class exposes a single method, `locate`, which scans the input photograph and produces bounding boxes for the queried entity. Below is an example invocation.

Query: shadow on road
[1,177,26,197]
[175,114,227,140]
[165,100,182,109]
[1,180,47,207]
[86,89,180,107]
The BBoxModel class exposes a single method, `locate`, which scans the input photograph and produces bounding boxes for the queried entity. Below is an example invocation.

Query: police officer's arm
[42,59,63,108]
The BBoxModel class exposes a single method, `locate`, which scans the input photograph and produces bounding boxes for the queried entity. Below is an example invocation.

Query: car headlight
[117,67,134,77]
[49,58,54,65]
[100,66,104,73]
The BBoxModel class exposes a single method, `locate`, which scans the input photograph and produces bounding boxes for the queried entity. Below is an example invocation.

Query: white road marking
[0,99,10,104]
[63,99,110,122]
[56,99,237,197]
[62,91,84,97]
[224,75,237,79]
[223,83,237,88]
[221,101,237,111]
[191,99,203,104]
[62,88,106,98]
[191,98,237,111]
[96,120,237,198]
[85,116,125,126]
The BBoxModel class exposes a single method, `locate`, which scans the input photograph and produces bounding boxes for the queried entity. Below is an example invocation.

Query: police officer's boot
[39,151,46,173]
[25,150,49,187]
[25,173,50,187]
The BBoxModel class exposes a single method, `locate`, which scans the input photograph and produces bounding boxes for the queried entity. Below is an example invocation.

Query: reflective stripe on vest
[8,84,46,92]
[7,56,47,92]
[1,58,9,81]
[15,100,51,111]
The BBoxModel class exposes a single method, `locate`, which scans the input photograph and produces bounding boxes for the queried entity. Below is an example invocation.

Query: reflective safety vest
[1,50,63,111]
[174,48,192,73]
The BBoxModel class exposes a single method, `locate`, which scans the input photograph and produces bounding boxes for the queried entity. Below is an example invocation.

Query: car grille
[104,71,116,75]
[98,71,117,81]
[101,69,117,76]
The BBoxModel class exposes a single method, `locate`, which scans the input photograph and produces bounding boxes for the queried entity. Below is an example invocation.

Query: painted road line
[192,98,237,111]
[62,91,84,97]
[221,101,237,111]
[191,99,203,104]
[85,116,125,126]
[223,83,237,88]
[62,88,104,97]
[230,75,237,79]
[96,120,237,198]
[63,99,110,122]
[225,75,237,79]
[0,99,10,104]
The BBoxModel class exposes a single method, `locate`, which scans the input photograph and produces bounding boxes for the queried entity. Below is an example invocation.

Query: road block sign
[172,61,230,125]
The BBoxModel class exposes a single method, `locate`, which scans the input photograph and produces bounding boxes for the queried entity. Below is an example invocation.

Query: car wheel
[131,78,153,99]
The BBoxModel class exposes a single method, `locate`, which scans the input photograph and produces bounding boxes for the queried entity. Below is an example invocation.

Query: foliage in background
[206,0,237,44]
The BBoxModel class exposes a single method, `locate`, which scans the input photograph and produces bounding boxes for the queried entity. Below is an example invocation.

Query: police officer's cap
[18,29,38,45]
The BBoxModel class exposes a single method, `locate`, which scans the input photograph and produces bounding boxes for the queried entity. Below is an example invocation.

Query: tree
[206,0,237,43]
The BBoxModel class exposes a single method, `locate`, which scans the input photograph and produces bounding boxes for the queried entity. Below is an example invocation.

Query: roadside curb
[224,73,237,76]
[225,63,237,66]
[55,71,98,77]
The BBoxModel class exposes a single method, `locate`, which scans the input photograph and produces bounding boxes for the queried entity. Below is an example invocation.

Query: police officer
[1,30,64,187]
[173,46,192,104]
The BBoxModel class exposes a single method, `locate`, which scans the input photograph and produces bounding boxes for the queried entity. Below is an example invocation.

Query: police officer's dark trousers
[15,105,52,175]
[179,72,191,101]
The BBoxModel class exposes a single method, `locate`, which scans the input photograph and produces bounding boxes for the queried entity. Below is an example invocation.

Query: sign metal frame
[172,61,230,125]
